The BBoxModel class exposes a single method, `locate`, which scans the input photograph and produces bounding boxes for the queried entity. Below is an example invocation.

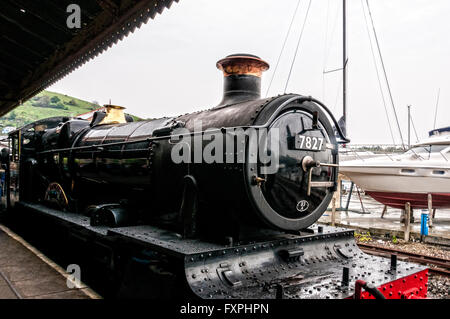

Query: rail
[358,243,450,277]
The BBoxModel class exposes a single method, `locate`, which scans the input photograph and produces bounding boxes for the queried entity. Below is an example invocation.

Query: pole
[407,105,411,148]
[428,194,433,228]
[433,88,440,130]
[404,202,411,242]
[342,0,348,134]
[331,196,336,226]
[345,182,354,212]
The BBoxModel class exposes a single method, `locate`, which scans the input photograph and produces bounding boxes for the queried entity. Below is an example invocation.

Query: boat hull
[340,167,449,191]
[366,191,450,209]
[340,165,450,209]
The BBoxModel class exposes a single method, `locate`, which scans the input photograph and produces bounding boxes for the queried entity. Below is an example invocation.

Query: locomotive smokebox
[216,54,269,106]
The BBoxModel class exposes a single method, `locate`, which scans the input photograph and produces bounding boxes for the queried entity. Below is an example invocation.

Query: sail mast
[342,0,348,135]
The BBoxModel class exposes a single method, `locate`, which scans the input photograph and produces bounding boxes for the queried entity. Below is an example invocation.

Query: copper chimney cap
[216,54,269,78]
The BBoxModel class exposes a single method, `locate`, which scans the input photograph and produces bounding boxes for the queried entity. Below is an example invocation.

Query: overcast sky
[49,0,450,145]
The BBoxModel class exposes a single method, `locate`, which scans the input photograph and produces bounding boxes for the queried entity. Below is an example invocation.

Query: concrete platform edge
[0,224,102,299]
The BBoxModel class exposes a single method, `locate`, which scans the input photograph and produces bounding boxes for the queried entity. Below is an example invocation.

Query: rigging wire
[265,0,302,97]
[333,75,344,113]
[322,0,331,101]
[361,0,396,146]
[410,114,420,143]
[433,88,440,129]
[284,0,312,93]
[365,0,406,149]
[324,3,341,71]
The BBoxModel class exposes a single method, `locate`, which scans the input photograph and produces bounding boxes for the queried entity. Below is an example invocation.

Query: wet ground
[319,192,450,242]
[320,191,450,299]
[428,275,450,299]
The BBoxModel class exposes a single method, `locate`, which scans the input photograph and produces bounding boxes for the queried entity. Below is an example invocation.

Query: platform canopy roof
[0,0,179,116]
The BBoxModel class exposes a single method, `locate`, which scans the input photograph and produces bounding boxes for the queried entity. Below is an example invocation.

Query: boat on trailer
[339,127,450,209]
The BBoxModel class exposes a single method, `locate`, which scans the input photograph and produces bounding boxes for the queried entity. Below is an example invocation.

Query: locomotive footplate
[110,223,428,299]
[181,228,428,299]
[16,202,428,299]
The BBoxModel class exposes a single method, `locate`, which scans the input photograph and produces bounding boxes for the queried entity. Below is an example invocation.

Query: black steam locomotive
[0,54,428,299]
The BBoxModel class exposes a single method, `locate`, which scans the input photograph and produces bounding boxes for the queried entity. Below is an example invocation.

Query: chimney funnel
[98,104,127,125]
[216,54,269,106]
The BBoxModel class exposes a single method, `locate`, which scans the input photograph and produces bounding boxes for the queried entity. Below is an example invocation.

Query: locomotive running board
[109,223,427,299]
[181,229,427,299]
[16,201,428,299]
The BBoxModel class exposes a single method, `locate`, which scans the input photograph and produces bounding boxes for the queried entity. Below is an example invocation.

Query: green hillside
[0,90,142,131]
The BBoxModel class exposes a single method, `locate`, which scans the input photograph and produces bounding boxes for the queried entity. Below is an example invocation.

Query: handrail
[408,148,425,161]
[384,153,395,161]
[439,150,449,162]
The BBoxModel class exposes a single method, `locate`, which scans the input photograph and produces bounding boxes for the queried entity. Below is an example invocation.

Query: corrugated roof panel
[0,0,180,116]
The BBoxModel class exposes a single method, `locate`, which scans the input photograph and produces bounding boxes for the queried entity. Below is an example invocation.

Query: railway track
[358,243,450,277]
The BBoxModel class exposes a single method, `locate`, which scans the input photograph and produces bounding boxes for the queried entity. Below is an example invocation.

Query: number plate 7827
[294,135,324,151]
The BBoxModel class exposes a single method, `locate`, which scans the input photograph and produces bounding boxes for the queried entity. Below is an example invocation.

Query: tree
[31,95,50,107]
[66,99,77,106]
[50,96,61,104]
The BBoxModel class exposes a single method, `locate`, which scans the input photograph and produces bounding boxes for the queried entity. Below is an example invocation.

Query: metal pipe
[345,182,354,211]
